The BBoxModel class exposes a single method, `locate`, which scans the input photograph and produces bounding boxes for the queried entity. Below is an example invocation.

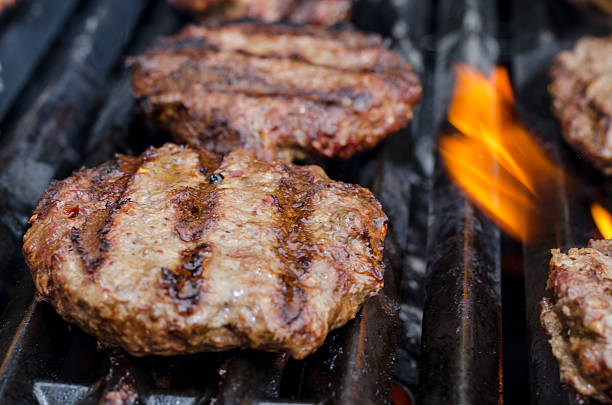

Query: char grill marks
[25,154,144,279]
[129,22,422,162]
[23,144,387,359]
[69,157,142,274]
[269,170,317,324]
[161,243,212,314]
[168,0,352,26]
[172,185,218,242]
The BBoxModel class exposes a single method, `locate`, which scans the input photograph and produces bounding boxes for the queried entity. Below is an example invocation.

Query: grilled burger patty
[168,0,352,25]
[23,143,387,359]
[567,0,612,15]
[0,0,18,13]
[129,22,422,162]
[550,35,612,174]
[541,239,612,403]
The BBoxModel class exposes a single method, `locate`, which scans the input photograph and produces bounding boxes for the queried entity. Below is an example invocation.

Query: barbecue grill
[0,0,611,403]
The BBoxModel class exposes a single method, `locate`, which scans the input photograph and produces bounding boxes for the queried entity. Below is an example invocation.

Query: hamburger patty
[128,22,422,162]
[567,0,612,15]
[549,35,612,174]
[22,143,387,359]
[168,0,352,25]
[0,0,18,13]
[541,239,612,403]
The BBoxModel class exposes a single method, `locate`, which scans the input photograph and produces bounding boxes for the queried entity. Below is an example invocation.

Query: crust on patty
[168,0,352,26]
[128,22,421,162]
[566,0,612,15]
[541,239,612,403]
[23,143,387,359]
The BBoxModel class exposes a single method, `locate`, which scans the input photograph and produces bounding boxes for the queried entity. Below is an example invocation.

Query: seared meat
[0,0,18,13]
[567,0,612,15]
[23,143,387,359]
[168,0,352,26]
[541,239,612,403]
[550,35,612,174]
[128,22,421,162]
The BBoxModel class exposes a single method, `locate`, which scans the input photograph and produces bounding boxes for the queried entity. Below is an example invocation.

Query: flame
[439,64,559,241]
[591,203,612,239]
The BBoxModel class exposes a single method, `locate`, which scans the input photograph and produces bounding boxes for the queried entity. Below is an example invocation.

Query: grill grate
[510,2,612,404]
[3,0,611,403]
[416,0,612,404]
[416,1,503,404]
[0,0,426,403]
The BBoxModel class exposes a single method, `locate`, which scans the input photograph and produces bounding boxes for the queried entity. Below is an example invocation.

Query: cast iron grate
[3,0,610,404]
[0,0,428,403]
[417,1,612,404]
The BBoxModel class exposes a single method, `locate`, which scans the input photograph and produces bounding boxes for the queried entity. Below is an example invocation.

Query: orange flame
[439,64,560,241]
[591,203,612,239]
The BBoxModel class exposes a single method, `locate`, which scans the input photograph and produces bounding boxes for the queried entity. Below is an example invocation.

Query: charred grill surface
[129,22,422,162]
[23,143,387,360]
[550,35,612,175]
[168,0,352,25]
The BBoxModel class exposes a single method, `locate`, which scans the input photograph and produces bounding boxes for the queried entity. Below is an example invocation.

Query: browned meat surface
[541,239,612,403]
[168,0,352,25]
[550,35,612,174]
[567,0,612,15]
[128,22,422,162]
[23,143,387,359]
[0,0,18,13]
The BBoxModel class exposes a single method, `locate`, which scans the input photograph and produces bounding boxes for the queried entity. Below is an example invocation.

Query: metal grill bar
[216,352,288,403]
[0,287,75,403]
[417,1,502,404]
[0,0,151,304]
[0,0,82,122]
